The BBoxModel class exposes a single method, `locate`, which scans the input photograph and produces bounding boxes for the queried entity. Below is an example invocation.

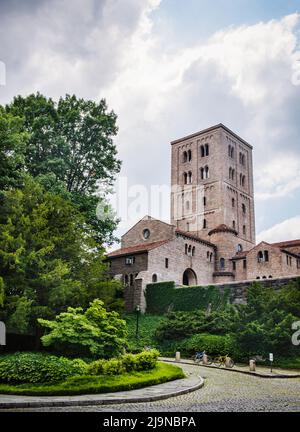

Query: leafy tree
[5,93,121,244]
[38,299,128,358]
[0,176,110,334]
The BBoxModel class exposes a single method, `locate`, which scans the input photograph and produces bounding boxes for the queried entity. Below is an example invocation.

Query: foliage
[155,307,238,341]
[0,352,87,384]
[0,362,185,396]
[179,333,235,357]
[145,281,232,314]
[87,349,159,376]
[0,109,28,190]
[0,176,122,335]
[5,93,121,245]
[38,299,128,358]
[125,313,166,353]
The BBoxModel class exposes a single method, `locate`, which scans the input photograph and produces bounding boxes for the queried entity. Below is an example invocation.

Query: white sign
[269,353,273,362]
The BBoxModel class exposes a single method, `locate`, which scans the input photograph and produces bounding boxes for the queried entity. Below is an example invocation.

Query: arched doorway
[183,268,197,286]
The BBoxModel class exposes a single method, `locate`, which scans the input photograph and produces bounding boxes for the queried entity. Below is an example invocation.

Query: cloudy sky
[0,0,300,245]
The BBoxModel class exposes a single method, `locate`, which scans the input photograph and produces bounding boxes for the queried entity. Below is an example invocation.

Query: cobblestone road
[6,363,300,412]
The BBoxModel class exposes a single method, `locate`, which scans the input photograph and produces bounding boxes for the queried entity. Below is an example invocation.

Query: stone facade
[107,124,300,311]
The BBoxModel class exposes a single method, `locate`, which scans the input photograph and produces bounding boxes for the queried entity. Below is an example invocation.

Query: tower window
[152,274,158,283]
[188,171,192,184]
[192,246,195,256]
[143,229,150,239]
[232,261,236,271]
[183,151,188,163]
[243,225,246,235]
[188,149,192,161]
[185,244,188,254]
[200,145,205,157]
[205,144,209,156]
[220,258,225,270]
[205,166,209,179]
[243,259,247,269]
[200,167,204,180]
[183,172,188,184]
[165,258,169,268]
[242,203,246,213]
[232,220,236,229]
[203,196,206,206]
[130,274,134,285]
[232,197,235,207]
[203,219,207,229]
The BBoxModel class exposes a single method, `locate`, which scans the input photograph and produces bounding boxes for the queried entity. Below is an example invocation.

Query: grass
[0,362,185,396]
[273,357,300,370]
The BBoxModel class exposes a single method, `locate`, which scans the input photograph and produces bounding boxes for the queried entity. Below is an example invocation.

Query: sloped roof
[271,239,300,249]
[175,229,216,248]
[107,240,169,258]
[208,224,238,236]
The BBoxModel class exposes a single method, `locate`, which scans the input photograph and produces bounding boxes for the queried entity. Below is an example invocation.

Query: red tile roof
[107,240,169,258]
[271,239,300,249]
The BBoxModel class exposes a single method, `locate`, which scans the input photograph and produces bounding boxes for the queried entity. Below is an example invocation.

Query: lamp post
[135,304,140,339]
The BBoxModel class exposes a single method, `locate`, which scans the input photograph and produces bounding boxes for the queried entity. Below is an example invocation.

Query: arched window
[228,145,231,157]
[232,197,235,207]
[232,220,236,230]
[200,145,205,157]
[200,167,204,180]
[205,144,209,156]
[264,250,269,262]
[257,251,264,263]
[229,167,232,179]
[188,245,192,256]
[188,171,192,184]
[230,147,234,158]
[237,244,243,253]
[185,244,188,255]
[241,175,245,187]
[220,258,225,270]
[188,149,192,162]
[130,274,134,286]
[232,169,235,180]
[207,251,210,259]
[183,151,187,163]
[203,196,206,206]
[124,274,129,285]
[210,252,213,262]
[256,276,261,280]
[243,225,246,235]
[268,275,273,279]
[205,166,209,179]
[192,246,195,256]
[183,172,188,184]
[152,274,158,283]
[203,219,207,229]
[239,173,242,185]
[242,203,246,213]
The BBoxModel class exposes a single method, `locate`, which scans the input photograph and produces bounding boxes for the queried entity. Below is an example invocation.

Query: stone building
[107,124,300,311]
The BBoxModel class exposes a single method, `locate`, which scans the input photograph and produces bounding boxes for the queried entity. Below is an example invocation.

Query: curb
[160,358,300,379]
[0,375,204,409]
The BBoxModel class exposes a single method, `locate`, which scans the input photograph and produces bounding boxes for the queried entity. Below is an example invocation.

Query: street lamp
[135,304,140,339]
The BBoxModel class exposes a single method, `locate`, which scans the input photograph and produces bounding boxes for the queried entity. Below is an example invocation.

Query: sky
[0,0,300,246]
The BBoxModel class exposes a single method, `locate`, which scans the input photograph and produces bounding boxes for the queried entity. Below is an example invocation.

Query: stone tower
[170,124,256,252]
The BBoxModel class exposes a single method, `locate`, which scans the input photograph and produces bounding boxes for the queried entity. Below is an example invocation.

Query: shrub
[179,333,235,357]
[134,349,159,371]
[0,352,87,384]
[88,349,160,376]
[38,299,128,358]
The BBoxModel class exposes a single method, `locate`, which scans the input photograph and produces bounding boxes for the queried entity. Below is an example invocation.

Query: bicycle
[193,350,213,365]
[213,355,235,368]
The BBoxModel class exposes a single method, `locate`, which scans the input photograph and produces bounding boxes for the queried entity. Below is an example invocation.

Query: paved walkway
[6,362,300,412]
[0,373,203,409]
[160,357,300,378]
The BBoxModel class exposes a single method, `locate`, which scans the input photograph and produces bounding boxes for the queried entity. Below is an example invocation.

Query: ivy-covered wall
[145,281,233,314]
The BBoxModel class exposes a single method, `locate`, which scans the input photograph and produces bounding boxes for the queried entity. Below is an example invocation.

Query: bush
[0,352,87,384]
[179,333,235,357]
[88,349,160,376]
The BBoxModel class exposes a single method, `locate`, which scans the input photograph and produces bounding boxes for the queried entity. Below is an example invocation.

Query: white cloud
[257,216,300,243]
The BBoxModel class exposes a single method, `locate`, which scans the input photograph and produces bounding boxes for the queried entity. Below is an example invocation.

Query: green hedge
[0,352,87,384]
[179,333,235,357]
[0,363,185,396]
[145,281,233,314]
